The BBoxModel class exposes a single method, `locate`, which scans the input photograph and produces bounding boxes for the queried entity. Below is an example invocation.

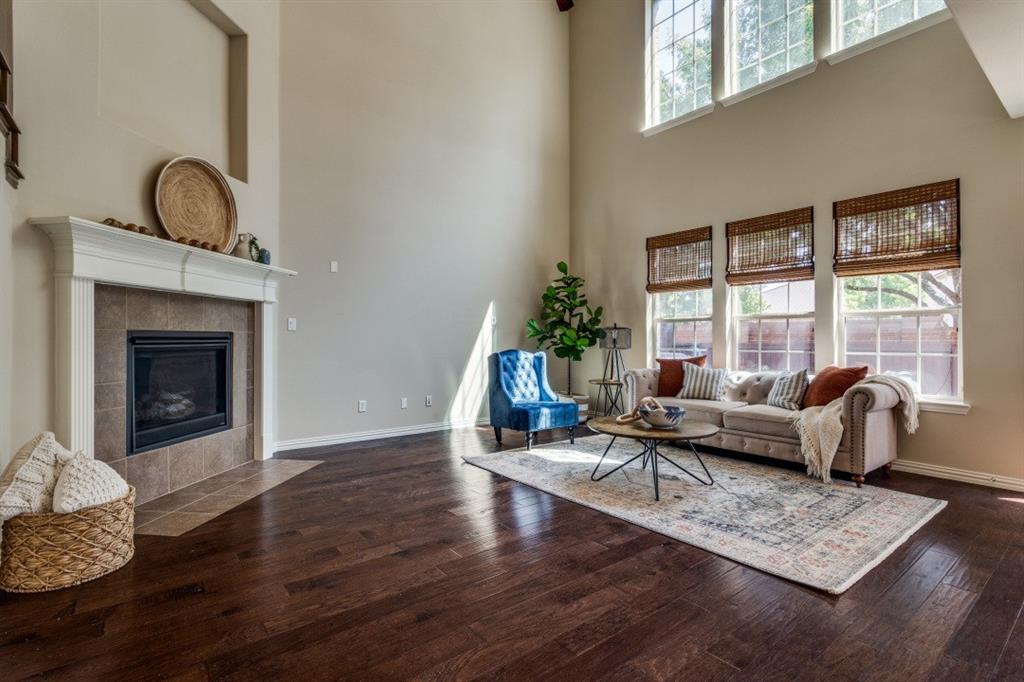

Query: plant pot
[559,393,589,424]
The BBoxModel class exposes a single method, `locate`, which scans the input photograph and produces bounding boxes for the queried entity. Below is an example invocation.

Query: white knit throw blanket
[793,374,919,483]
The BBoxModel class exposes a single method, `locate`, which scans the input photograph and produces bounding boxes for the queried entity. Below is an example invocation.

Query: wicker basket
[0,487,135,593]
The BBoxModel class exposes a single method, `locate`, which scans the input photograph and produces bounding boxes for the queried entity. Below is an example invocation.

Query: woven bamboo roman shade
[646,227,712,293]
[833,179,960,277]
[726,207,814,285]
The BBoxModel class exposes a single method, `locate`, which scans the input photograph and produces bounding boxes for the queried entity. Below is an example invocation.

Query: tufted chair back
[489,349,557,405]
[724,372,780,405]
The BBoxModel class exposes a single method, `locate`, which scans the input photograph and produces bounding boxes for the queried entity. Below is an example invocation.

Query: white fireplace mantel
[33,216,297,460]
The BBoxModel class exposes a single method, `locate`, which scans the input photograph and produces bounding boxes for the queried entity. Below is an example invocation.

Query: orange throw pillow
[802,365,869,408]
[656,356,707,397]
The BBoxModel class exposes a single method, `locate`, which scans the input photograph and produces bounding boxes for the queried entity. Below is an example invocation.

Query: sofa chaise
[623,368,903,485]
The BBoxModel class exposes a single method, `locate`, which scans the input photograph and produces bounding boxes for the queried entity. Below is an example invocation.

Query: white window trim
[642,1,952,135]
[642,103,716,138]
[730,283,816,373]
[643,0,715,136]
[732,310,817,372]
[721,60,818,107]
[917,398,970,415]
[826,6,951,66]
[835,274,969,414]
[649,291,714,364]
[722,0,817,104]
[643,0,719,135]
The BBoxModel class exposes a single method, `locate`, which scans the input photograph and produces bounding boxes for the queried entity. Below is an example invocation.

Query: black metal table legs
[593,381,624,417]
[590,436,714,501]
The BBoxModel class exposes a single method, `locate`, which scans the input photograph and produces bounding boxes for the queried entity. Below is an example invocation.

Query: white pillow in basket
[52,453,130,514]
[0,431,73,521]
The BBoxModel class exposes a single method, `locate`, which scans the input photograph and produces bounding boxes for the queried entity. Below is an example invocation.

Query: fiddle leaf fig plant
[526,261,603,392]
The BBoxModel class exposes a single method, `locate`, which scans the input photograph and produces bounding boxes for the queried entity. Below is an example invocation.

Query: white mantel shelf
[32,216,296,302]
[34,216,296,461]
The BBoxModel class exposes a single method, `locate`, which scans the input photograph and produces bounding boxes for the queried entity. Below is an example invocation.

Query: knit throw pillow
[656,356,707,396]
[0,432,73,521]
[52,452,130,514]
[679,365,727,400]
[766,369,810,411]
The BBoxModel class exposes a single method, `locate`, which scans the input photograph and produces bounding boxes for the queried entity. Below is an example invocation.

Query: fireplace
[127,331,233,454]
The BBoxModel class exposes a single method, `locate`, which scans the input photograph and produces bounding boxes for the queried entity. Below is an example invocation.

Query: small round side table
[588,378,624,416]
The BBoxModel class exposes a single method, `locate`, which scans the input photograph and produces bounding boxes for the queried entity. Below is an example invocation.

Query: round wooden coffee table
[587,416,719,501]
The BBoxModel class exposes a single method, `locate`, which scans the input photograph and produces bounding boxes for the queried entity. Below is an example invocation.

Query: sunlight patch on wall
[448,302,496,425]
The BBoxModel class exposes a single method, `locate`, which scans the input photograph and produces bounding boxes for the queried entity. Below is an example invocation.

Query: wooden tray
[155,156,238,253]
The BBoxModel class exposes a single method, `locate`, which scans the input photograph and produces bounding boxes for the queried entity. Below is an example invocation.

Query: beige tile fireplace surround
[34,216,296,504]
[94,285,255,504]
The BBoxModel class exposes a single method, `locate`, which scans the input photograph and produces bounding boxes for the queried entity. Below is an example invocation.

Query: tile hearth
[135,458,321,536]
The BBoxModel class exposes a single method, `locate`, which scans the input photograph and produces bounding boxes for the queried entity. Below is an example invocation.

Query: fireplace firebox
[127,331,233,454]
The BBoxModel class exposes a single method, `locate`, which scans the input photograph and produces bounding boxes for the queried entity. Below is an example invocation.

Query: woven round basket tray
[155,156,238,253]
[0,487,135,593]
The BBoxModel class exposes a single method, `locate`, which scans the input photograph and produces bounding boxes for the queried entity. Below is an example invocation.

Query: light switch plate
[286,317,297,331]
[330,260,338,273]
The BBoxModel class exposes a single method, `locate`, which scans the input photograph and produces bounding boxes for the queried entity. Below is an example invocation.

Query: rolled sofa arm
[623,368,660,411]
[841,383,901,477]
[844,384,901,414]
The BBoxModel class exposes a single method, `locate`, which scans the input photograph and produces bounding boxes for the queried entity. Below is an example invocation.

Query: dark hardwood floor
[2,427,1023,681]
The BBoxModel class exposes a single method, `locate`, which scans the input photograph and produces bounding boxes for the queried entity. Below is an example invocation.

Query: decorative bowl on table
[638,405,686,429]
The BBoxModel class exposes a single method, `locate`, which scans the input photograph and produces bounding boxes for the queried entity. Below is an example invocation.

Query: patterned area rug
[463,437,945,594]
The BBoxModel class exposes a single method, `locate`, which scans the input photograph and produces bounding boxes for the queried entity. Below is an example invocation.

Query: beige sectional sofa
[623,368,903,485]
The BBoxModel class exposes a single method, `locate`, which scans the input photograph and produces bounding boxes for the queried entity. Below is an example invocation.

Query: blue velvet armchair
[488,349,578,450]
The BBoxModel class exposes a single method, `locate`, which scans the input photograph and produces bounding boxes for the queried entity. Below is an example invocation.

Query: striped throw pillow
[679,365,727,400]
[766,369,810,411]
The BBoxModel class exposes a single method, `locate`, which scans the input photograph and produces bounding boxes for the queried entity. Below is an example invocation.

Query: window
[654,290,714,362]
[835,0,946,51]
[648,226,714,361]
[834,179,962,400]
[840,270,961,398]
[649,0,713,127]
[727,206,815,372]
[728,0,814,95]
[734,280,815,371]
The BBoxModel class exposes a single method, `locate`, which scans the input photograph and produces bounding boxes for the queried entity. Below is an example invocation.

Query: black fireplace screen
[127,331,232,454]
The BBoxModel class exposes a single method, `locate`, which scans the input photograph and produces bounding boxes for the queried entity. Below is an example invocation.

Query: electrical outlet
[357,400,367,413]
[425,395,433,407]
[286,317,297,331]
[401,397,408,409]
[329,260,338,273]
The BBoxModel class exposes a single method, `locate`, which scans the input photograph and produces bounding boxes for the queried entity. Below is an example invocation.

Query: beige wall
[276,0,569,444]
[0,0,280,469]
[569,3,1024,480]
[98,0,231,175]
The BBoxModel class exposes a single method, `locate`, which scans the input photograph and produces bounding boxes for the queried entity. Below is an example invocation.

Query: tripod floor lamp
[589,324,630,416]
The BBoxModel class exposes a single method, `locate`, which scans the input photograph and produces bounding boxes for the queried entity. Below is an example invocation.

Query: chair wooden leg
[568,426,575,445]
[493,427,502,446]
[852,474,865,487]
[526,432,533,450]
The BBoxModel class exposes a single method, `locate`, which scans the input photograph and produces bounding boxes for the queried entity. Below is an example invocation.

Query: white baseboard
[273,417,489,452]
[891,459,1024,493]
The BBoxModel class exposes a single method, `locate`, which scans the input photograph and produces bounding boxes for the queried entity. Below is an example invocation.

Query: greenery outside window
[653,289,714,363]
[649,0,713,128]
[733,280,815,371]
[728,0,814,95]
[835,0,946,51]
[839,269,961,399]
